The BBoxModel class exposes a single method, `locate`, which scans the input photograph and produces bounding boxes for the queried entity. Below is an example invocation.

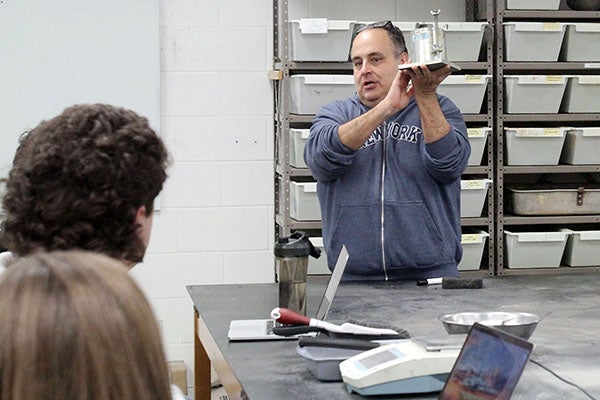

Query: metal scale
[339,340,460,396]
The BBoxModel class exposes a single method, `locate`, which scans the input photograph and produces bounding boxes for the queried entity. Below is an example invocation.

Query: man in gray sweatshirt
[304,21,470,281]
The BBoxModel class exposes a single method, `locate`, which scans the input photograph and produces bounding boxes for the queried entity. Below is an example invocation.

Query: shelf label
[584,63,600,69]
[465,75,483,83]
[513,128,563,137]
[467,128,485,137]
[462,234,481,243]
[462,180,488,190]
[299,18,328,34]
[545,75,563,83]
[543,128,561,136]
[516,75,565,84]
[543,22,561,31]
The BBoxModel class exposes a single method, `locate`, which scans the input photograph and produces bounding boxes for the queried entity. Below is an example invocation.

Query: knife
[271,307,402,336]
[272,323,408,340]
[272,325,324,336]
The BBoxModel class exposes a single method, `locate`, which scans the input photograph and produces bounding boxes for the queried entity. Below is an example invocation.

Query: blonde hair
[0,251,172,400]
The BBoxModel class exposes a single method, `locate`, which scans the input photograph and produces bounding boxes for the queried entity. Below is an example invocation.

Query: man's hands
[382,63,451,116]
[338,63,452,150]
[403,64,453,143]
[403,63,452,96]
[383,67,413,113]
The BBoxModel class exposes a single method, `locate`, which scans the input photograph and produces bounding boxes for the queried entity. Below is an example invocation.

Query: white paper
[299,18,328,34]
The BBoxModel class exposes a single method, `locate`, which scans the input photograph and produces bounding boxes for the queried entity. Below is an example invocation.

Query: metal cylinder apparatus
[411,9,447,64]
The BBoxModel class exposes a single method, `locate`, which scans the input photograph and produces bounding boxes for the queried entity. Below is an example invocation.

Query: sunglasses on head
[356,20,396,34]
[354,21,407,53]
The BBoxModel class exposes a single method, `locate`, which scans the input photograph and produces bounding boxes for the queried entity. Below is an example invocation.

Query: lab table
[187,273,600,400]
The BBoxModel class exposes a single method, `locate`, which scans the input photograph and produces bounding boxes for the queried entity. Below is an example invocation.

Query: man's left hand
[402,64,452,96]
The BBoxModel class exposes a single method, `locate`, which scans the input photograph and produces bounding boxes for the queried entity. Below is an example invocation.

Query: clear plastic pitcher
[274,231,321,316]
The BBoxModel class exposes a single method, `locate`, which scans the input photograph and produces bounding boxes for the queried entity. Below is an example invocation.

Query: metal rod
[430,9,442,53]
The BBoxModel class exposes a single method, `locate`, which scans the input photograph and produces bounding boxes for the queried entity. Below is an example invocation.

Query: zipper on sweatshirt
[380,122,388,281]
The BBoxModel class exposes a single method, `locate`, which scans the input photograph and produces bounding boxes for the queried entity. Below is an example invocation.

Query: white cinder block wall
[130,0,275,395]
[130,0,468,394]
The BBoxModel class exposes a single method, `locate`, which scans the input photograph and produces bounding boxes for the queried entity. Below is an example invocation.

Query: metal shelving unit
[274,0,600,277]
[494,2,600,275]
[460,0,496,276]
[274,0,495,275]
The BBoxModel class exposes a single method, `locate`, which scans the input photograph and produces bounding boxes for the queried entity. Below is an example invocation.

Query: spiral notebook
[227,245,349,341]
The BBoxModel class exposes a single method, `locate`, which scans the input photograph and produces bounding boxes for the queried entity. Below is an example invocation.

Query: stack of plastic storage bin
[504,127,568,166]
[560,128,600,165]
[503,20,568,114]
[505,0,560,9]
[504,230,569,269]
[467,127,491,166]
[289,19,356,62]
[460,179,492,218]
[438,75,490,114]
[500,2,600,272]
[458,230,489,271]
[288,19,357,115]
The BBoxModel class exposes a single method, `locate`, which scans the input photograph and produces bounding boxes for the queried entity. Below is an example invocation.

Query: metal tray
[509,186,600,215]
[296,345,365,382]
[438,312,541,339]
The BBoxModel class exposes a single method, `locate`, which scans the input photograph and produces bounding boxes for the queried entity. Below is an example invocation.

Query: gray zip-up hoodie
[304,94,470,281]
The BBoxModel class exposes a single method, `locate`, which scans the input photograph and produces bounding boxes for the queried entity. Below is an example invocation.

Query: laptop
[227,245,349,341]
[438,322,534,400]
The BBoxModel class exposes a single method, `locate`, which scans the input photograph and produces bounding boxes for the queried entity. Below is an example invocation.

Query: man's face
[350,28,406,109]
[132,205,154,268]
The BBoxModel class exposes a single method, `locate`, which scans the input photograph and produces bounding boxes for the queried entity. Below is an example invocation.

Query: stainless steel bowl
[438,311,541,339]
[566,0,600,10]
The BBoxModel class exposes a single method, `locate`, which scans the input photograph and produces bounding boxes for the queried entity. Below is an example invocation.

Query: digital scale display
[341,325,532,398]
[340,340,460,396]
[358,349,405,370]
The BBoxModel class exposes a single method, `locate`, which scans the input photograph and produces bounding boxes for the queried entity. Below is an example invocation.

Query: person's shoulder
[323,96,354,109]
[317,95,363,119]
[435,93,465,118]
[436,93,459,109]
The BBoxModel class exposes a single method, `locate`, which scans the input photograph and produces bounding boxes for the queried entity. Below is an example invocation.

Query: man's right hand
[382,68,414,116]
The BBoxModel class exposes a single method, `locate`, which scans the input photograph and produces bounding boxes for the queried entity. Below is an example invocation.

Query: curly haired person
[0,103,169,272]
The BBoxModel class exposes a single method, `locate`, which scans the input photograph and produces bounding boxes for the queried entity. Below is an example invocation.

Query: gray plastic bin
[289,19,356,62]
[561,229,600,267]
[289,75,355,115]
[560,127,600,165]
[505,230,568,269]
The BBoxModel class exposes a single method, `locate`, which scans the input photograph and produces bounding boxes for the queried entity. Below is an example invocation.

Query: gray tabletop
[187,273,600,400]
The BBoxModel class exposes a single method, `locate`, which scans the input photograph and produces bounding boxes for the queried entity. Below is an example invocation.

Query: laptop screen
[438,323,534,400]
[315,245,349,321]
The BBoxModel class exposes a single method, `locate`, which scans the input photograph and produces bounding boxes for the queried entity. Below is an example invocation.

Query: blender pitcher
[274,231,321,316]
